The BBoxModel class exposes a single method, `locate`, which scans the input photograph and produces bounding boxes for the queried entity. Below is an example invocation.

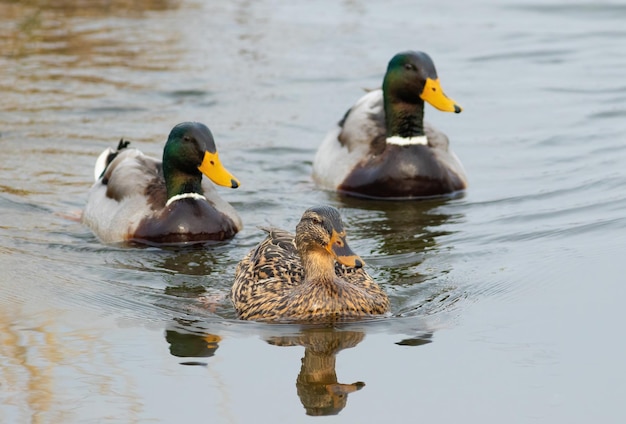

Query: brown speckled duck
[230,205,389,322]
[82,122,242,245]
[313,51,466,199]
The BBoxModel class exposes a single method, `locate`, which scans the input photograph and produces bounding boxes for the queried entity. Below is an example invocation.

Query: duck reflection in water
[333,195,465,315]
[145,247,234,315]
[163,323,434,414]
[335,195,460,258]
[267,328,365,416]
[164,324,221,366]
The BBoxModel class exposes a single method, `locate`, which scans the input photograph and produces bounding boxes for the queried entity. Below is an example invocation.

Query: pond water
[1,0,626,422]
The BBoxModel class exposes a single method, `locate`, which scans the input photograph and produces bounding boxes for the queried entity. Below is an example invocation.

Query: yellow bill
[198,151,240,188]
[421,77,462,113]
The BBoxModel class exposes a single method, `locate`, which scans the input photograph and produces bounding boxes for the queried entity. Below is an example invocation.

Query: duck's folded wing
[102,149,163,202]
[337,89,386,152]
[83,149,163,243]
[243,228,303,280]
[314,90,386,189]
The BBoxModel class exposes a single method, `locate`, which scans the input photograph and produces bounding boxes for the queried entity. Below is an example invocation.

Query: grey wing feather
[102,149,163,202]
[337,89,386,152]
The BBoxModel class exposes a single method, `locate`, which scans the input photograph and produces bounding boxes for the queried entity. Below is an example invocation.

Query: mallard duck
[313,50,467,199]
[230,205,389,321]
[82,122,242,245]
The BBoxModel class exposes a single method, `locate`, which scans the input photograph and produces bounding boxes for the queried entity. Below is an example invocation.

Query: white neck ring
[386,135,428,146]
[165,192,207,207]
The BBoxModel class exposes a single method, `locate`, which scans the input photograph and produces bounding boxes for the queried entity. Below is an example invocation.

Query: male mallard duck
[313,50,466,199]
[230,205,389,321]
[82,122,242,245]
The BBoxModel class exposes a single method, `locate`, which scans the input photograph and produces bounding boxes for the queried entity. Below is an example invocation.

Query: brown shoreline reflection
[267,328,365,416]
[1,0,181,59]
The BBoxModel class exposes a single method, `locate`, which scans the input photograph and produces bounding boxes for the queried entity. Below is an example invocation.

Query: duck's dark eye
[404,63,416,71]
[309,217,322,225]
[183,136,191,142]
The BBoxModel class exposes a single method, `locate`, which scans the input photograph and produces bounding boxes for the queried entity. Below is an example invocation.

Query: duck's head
[163,122,240,191]
[295,206,364,269]
[383,51,462,113]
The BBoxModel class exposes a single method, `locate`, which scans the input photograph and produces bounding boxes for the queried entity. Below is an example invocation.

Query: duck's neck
[300,250,337,287]
[163,165,204,200]
[384,98,426,138]
[298,349,337,384]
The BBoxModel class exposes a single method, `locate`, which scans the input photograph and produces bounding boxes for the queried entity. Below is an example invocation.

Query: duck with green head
[230,205,389,322]
[82,122,242,245]
[313,50,466,199]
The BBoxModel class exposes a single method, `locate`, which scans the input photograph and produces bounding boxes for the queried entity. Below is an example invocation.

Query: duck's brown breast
[338,144,466,198]
[130,198,238,244]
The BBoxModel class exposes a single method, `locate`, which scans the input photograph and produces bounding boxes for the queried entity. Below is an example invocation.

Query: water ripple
[469,48,573,63]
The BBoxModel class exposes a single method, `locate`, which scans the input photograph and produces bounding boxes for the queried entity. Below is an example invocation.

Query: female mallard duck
[313,50,466,199]
[82,122,242,245]
[230,205,389,322]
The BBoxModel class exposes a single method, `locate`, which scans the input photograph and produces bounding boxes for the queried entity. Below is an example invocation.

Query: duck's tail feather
[93,138,131,181]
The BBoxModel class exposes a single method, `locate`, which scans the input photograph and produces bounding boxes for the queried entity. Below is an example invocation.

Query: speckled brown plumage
[230,206,390,322]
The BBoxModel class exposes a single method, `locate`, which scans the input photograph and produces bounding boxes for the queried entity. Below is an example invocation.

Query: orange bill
[420,77,462,113]
[326,229,364,268]
[198,151,240,188]
[203,334,221,347]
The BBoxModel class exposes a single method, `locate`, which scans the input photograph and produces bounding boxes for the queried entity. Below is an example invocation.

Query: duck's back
[82,149,161,243]
[233,228,302,294]
[313,90,384,190]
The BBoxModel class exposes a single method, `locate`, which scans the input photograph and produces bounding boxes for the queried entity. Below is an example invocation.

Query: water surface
[1,0,625,422]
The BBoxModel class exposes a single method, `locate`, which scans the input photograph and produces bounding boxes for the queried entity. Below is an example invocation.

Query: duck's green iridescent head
[383,50,462,113]
[163,122,240,195]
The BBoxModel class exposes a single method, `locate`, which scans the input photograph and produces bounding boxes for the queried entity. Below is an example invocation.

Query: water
[1,0,626,422]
